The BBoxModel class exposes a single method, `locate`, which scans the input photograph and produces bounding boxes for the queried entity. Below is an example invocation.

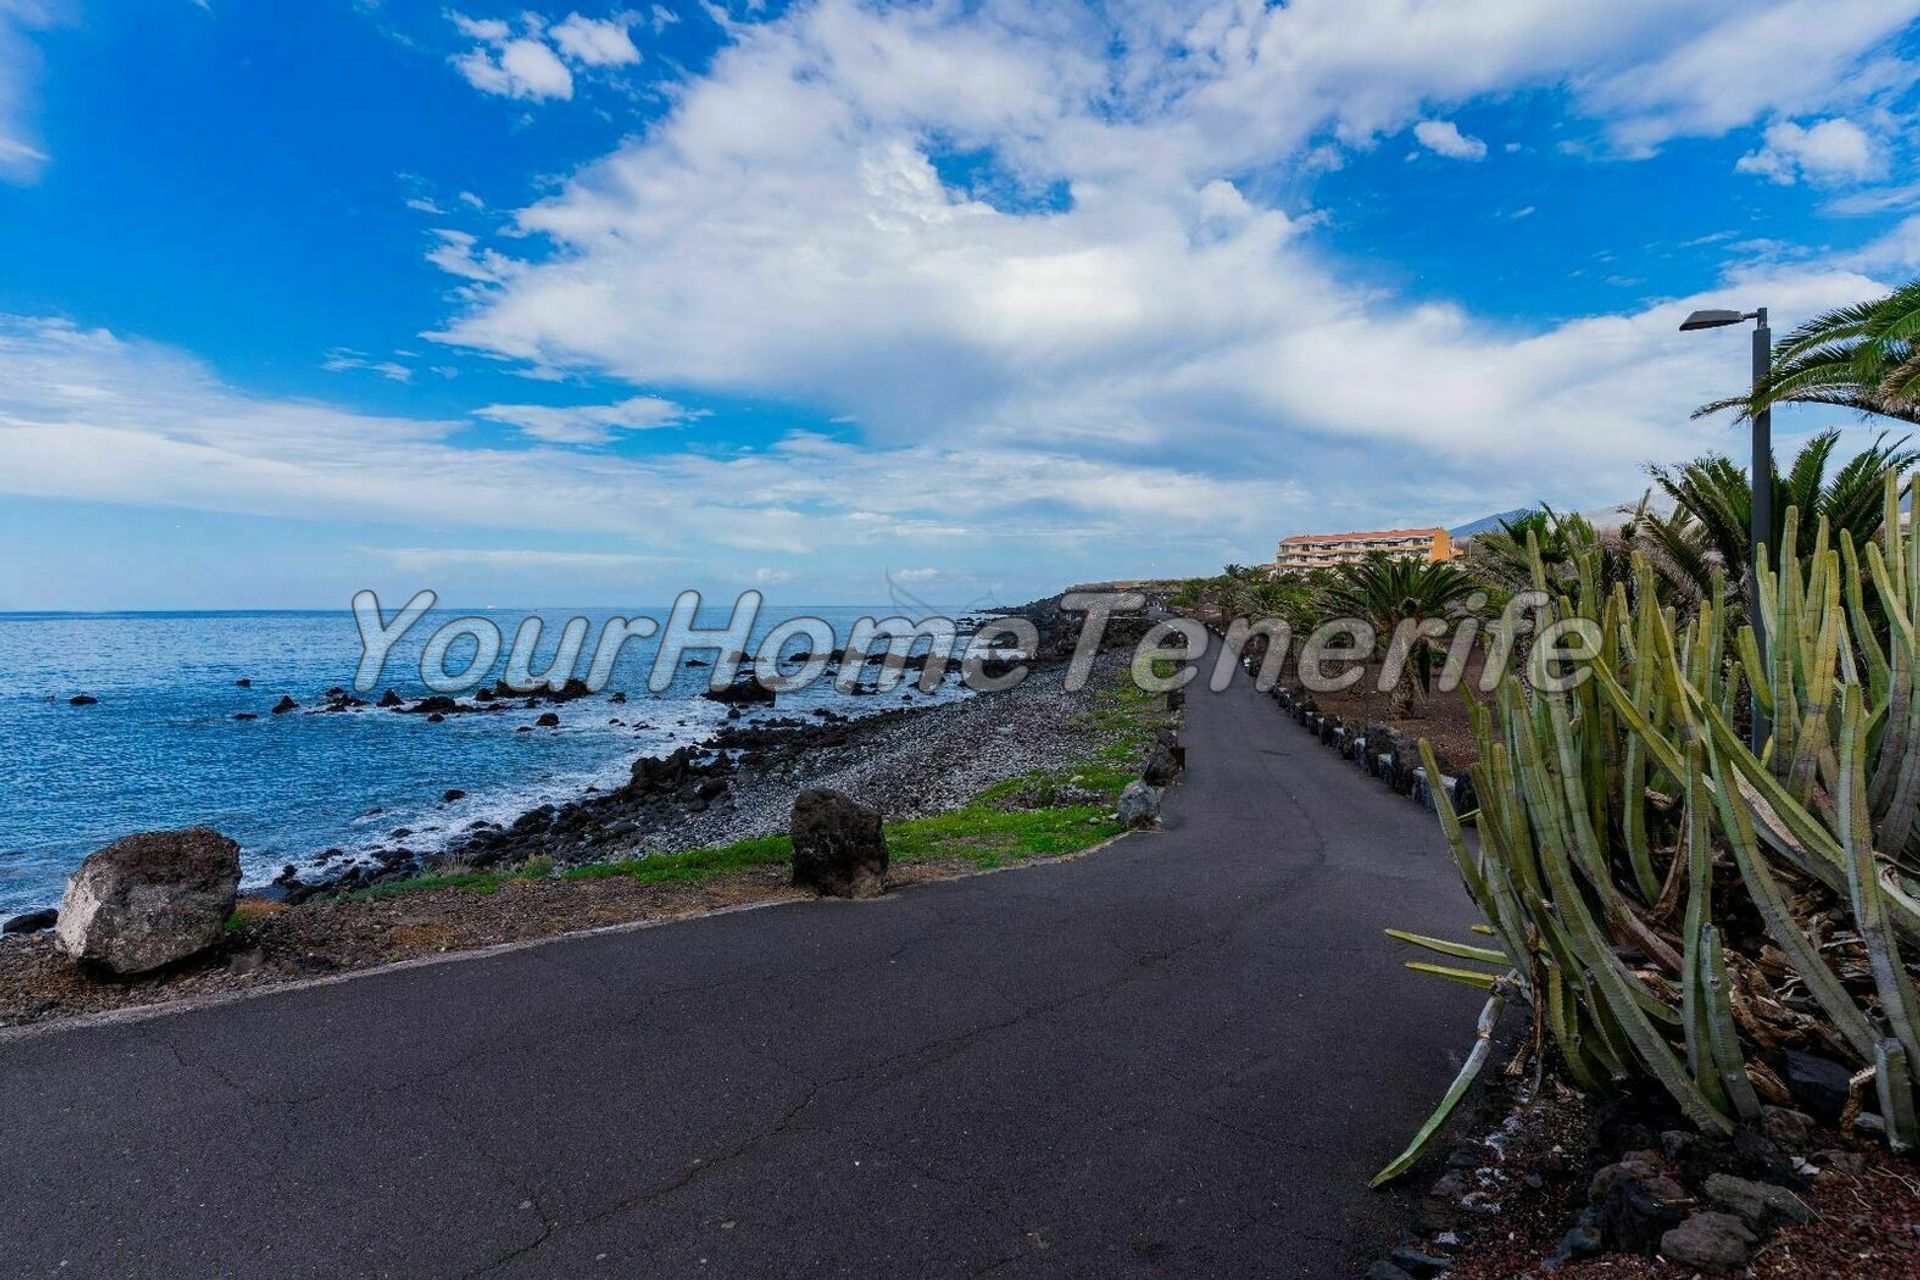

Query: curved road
[2,649,1485,1278]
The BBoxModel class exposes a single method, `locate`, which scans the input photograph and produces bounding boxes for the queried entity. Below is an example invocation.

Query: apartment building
[1274,526,1457,572]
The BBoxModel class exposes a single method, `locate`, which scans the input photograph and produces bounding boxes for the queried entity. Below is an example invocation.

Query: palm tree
[1619,503,1717,607]
[1318,553,1477,714]
[1647,428,1917,578]
[1697,279,1920,424]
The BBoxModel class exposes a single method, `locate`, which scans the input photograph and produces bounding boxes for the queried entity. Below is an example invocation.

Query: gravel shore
[643,645,1133,849]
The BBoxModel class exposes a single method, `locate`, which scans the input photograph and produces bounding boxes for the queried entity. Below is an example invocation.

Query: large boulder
[789,789,887,898]
[1117,780,1161,829]
[56,828,241,974]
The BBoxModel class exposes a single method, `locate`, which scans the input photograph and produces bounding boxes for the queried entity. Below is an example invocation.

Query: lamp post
[1680,306,1772,752]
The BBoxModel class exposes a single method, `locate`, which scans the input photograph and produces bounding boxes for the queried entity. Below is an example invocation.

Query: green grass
[561,833,794,885]
[886,804,1122,870]
[341,665,1169,900]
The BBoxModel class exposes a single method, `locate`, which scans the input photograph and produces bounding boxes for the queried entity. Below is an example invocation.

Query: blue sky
[2,0,1919,609]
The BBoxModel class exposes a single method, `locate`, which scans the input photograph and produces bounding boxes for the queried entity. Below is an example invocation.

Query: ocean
[0,603,971,917]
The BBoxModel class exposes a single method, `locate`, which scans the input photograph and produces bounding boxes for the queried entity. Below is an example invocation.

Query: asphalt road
[3,646,1485,1278]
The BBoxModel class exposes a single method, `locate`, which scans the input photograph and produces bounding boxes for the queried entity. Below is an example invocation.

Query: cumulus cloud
[1413,120,1487,160]
[448,10,639,102]
[452,17,574,101]
[473,395,704,445]
[1736,117,1881,185]
[426,0,1901,513]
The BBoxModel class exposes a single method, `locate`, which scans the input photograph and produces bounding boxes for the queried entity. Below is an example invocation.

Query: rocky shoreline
[269,641,1135,903]
[250,594,1161,904]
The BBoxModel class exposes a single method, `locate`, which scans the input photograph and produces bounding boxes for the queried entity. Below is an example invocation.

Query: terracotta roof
[1276,527,1445,546]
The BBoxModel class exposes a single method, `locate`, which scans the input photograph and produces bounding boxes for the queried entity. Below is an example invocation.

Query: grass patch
[560,833,793,885]
[887,804,1122,870]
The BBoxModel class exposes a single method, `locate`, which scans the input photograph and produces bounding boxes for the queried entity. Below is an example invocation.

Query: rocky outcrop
[703,677,776,707]
[1142,743,1180,786]
[271,695,299,714]
[55,828,241,974]
[789,789,887,898]
[68,694,99,706]
[3,907,57,934]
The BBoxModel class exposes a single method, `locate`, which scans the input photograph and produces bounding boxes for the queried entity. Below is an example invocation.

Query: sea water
[0,604,968,916]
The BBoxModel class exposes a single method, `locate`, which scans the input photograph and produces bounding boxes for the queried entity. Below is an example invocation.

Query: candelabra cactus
[1375,472,1920,1185]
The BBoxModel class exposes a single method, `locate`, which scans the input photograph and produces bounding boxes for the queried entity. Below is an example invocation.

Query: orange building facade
[1273,526,1457,572]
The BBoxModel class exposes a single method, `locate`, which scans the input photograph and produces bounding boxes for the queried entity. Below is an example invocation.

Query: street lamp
[1680,305,1772,752]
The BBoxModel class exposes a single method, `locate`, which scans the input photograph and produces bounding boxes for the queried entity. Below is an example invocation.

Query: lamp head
[1679,308,1747,332]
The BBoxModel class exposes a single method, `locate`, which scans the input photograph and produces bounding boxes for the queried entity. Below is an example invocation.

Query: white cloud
[1584,0,1916,154]
[550,13,640,67]
[0,0,65,183]
[1848,215,1920,274]
[425,229,516,283]
[453,32,574,102]
[1413,119,1487,160]
[374,547,661,572]
[473,396,704,445]
[0,315,1326,580]
[1736,117,1881,185]
[1824,182,1920,217]
[448,10,643,102]
[321,348,414,383]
